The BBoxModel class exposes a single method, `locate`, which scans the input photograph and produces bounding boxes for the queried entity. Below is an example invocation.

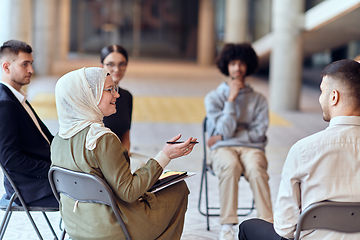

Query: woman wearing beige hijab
[51,67,197,240]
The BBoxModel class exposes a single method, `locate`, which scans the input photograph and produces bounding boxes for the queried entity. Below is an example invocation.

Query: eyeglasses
[103,85,119,96]
[104,62,127,69]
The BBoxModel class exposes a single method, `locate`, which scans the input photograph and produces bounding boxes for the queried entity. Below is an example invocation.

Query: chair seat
[0,194,59,212]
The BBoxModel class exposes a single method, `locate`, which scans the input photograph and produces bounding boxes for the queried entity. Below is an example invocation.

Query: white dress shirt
[0,81,49,144]
[274,116,360,239]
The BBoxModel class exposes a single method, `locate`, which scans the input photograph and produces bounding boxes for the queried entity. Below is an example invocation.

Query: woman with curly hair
[204,43,273,240]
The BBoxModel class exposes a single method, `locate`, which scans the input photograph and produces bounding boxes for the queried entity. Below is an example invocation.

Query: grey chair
[48,166,131,240]
[0,163,59,240]
[198,117,255,230]
[294,201,360,240]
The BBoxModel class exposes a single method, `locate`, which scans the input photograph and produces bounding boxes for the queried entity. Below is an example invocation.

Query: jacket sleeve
[274,144,302,239]
[92,133,163,203]
[0,101,50,178]
[204,92,237,138]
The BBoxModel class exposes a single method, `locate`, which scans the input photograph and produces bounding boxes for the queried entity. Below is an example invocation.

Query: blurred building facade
[0,0,359,110]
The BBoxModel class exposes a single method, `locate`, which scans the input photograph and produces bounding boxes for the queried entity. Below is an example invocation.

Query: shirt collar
[329,116,360,127]
[0,81,27,103]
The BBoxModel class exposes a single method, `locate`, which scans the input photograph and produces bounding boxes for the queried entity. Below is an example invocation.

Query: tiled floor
[0,59,329,239]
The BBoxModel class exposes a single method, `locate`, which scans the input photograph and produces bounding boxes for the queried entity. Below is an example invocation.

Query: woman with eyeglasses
[100,45,132,152]
[100,45,147,172]
[51,67,197,240]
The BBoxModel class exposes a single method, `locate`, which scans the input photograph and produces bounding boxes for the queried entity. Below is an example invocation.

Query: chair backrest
[202,117,213,172]
[48,166,131,240]
[294,201,360,240]
[0,162,27,207]
[202,116,207,160]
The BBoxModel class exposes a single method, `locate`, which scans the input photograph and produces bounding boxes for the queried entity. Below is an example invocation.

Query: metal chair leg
[204,164,210,231]
[0,164,60,240]
[0,194,17,240]
[60,229,66,240]
[0,211,12,240]
[24,209,44,240]
[42,212,58,240]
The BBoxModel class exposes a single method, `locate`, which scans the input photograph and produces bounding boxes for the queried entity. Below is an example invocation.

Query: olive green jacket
[51,127,178,240]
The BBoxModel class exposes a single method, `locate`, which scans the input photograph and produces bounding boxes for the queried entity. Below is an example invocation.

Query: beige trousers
[210,146,273,224]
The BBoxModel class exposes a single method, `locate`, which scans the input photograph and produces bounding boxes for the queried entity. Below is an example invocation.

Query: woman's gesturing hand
[162,134,198,160]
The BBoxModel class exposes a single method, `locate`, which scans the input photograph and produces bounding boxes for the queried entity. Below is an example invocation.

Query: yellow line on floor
[133,96,205,123]
[30,94,292,126]
[269,112,292,126]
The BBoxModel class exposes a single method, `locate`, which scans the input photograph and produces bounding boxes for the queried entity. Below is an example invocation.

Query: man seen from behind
[238,59,360,239]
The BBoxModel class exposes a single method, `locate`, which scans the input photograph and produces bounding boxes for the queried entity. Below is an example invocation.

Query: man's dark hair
[216,43,259,77]
[321,59,360,104]
[100,45,128,63]
[0,40,32,59]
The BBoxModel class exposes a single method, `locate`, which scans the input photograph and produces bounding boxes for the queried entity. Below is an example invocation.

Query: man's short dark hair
[321,59,360,105]
[0,40,32,59]
[216,43,259,77]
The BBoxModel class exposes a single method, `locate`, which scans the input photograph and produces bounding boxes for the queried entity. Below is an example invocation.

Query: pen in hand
[166,141,199,144]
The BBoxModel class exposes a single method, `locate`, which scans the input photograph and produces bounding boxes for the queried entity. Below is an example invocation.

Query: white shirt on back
[274,116,360,239]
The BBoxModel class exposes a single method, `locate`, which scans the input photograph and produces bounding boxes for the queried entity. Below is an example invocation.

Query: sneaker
[219,228,235,240]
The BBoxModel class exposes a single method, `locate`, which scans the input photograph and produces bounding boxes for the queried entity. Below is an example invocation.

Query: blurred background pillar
[56,0,71,61]
[0,0,33,82]
[132,0,142,57]
[253,0,271,41]
[197,0,215,66]
[269,0,304,111]
[0,0,33,46]
[33,0,57,75]
[224,0,248,43]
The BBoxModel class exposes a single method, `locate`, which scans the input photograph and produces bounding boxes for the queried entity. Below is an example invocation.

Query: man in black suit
[0,40,57,207]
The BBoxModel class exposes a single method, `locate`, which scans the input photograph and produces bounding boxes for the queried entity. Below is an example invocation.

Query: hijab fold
[55,67,115,150]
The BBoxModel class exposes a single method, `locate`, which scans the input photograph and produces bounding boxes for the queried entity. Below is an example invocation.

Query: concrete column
[33,0,57,75]
[197,0,215,66]
[269,0,304,111]
[56,0,71,61]
[132,0,142,57]
[253,0,271,40]
[224,0,248,43]
[0,0,33,45]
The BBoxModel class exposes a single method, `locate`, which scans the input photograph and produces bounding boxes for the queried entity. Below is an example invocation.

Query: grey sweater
[204,81,268,151]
